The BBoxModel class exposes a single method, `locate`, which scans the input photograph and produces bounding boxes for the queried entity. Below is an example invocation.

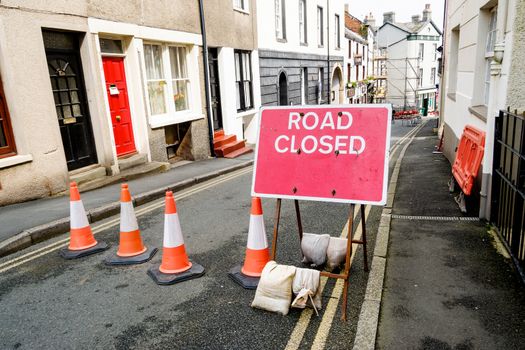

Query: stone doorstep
[118,153,148,171]
[78,161,170,192]
[69,165,106,185]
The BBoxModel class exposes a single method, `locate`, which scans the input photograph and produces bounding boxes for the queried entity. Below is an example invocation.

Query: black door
[43,31,97,171]
[278,72,288,106]
[208,48,223,130]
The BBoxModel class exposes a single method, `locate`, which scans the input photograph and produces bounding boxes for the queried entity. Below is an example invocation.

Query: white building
[376,4,442,113]
[256,0,348,127]
[441,0,523,220]
[344,9,375,104]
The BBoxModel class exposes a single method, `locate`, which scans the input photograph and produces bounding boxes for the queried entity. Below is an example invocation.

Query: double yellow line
[285,120,427,350]
[0,167,253,273]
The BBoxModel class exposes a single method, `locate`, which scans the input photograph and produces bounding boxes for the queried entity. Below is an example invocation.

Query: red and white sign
[251,105,391,205]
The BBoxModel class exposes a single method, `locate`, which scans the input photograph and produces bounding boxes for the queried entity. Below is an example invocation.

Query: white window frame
[233,0,249,13]
[334,14,340,49]
[299,0,307,44]
[275,0,286,40]
[317,6,324,47]
[142,42,200,127]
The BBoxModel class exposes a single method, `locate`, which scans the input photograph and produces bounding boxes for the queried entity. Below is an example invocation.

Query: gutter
[198,0,216,157]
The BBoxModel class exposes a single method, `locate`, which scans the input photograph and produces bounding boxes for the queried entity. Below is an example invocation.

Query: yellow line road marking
[284,207,364,350]
[310,205,372,350]
[0,167,253,273]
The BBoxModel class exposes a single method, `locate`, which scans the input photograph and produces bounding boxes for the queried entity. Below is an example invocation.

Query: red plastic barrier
[452,125,485,195]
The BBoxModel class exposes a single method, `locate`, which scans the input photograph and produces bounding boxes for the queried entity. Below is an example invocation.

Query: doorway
[44,30,97,171]
[278,72,288,106]
[208,48,223,130]
[102,56,137,156]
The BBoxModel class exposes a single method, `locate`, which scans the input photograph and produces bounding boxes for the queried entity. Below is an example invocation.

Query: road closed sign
[251,105,391,205]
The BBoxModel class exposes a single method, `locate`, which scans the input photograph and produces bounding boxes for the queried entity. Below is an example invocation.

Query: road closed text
[274,111,366,155]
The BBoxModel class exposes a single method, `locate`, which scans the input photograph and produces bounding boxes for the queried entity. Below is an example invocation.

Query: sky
[347,0,445,31]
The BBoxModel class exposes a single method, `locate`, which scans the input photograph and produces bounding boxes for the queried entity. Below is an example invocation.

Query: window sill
[447,92,456,101]
[150,111,205,129]
[276,38,287,43]
[233,7,250,15]
[300,42,308,47]
[468,105,488,122]
[318,45,324,48]
[0,154,33,169]
[237,109,257,118]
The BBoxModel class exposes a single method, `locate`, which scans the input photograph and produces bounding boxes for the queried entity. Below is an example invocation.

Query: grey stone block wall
[148,127,169,162]
[507,0,525,112]
[258,49,344,106]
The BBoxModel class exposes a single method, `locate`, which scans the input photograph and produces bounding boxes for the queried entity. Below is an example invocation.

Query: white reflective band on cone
[246,215,268,250]
[120,201,139,232]
[163,213,184,248]
[70,200,89,229]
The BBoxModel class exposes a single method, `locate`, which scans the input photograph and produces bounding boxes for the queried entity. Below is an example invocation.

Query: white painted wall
[257,0,347,57]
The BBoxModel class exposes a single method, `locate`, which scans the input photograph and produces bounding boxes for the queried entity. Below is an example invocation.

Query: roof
[379,19,442,36]
[345,28,368,45]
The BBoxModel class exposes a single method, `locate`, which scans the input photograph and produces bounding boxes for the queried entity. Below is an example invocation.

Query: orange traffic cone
[105,184,157,265]
[148,191,204,285]
[60,182,108,259]
[229,197,270,289]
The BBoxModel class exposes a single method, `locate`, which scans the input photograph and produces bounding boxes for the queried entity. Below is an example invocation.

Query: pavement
[372,121,525,349]
[0,154,254,257]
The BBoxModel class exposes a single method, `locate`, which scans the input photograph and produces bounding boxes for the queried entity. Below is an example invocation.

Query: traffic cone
[228,197,270,289]
[59,182,108,259]
[148,191,204,285]
[105,184,157,265]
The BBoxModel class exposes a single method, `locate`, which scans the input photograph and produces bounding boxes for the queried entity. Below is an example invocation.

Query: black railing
[491,109,525,277]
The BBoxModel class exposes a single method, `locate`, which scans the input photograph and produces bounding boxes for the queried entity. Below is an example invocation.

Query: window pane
[0,121,7,147]
[235,53,241,81]
[236,82,241,110]
[72,104,82,117]
[173,80,189,111]
[243,53,251,79]
[148,81,167,115]
[244,81,252,108]
[178,47,188,78]
[144,44,163,79]
[169,47,181,79]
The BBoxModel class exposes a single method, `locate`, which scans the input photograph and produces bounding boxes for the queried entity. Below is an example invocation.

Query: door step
[118,153,148,171]
[78,161,170,192]
[69,165,107,186]
[213,130,253,158]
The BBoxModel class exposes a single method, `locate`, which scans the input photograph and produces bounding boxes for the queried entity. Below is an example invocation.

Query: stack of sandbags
[301,233,348,271]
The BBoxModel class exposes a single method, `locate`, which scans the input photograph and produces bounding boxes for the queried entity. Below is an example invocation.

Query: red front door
[102,57,136,156]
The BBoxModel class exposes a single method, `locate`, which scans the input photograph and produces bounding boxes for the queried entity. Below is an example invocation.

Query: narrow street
[0,121,419,349]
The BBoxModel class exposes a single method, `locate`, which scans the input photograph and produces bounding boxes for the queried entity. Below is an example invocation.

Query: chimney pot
[422,4,432,21]
[383,11,395,24]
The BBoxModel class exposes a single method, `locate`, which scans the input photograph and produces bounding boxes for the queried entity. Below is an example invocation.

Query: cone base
[105,247,158,266]
[59,241,109,260]
[228,264,260,290]
[147,261,205,285]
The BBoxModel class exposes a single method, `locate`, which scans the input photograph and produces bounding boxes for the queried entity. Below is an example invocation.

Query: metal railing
[491,109,525,276]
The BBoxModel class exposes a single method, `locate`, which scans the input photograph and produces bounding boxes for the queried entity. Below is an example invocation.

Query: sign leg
[271,198,282,260]
[360,204,369,272]
[294,200,304,242]
[342,204,355,321]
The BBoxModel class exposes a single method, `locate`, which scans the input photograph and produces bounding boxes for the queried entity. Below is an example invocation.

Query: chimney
[345,4,349,14]
[383,11,395,24]
[422,4,431,21]
[365,12,376,29]
[412,15,421,24]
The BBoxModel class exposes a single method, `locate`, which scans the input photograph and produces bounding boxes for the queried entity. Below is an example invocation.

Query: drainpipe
[198,0,216,157]
[327,0,330,104]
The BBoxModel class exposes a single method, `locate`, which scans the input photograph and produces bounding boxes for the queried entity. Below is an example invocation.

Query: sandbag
[326,237,348,272]
[251,261,296,315]
[292,268,322,312]
[301,233,330,267]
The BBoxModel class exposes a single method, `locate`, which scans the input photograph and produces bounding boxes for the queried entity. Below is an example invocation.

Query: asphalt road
[0,120,416,350]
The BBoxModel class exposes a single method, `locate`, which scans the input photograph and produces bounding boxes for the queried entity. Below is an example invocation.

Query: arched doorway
[278,72,288,106]
[331,66,343,104]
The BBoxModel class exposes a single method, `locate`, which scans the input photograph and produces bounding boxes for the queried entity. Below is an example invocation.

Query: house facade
[204,0,261,145]
[441,0,523,219]
[256,0,347,119]
[0,0,212,206]
[376,5,441,113]
[344,10,375,104]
